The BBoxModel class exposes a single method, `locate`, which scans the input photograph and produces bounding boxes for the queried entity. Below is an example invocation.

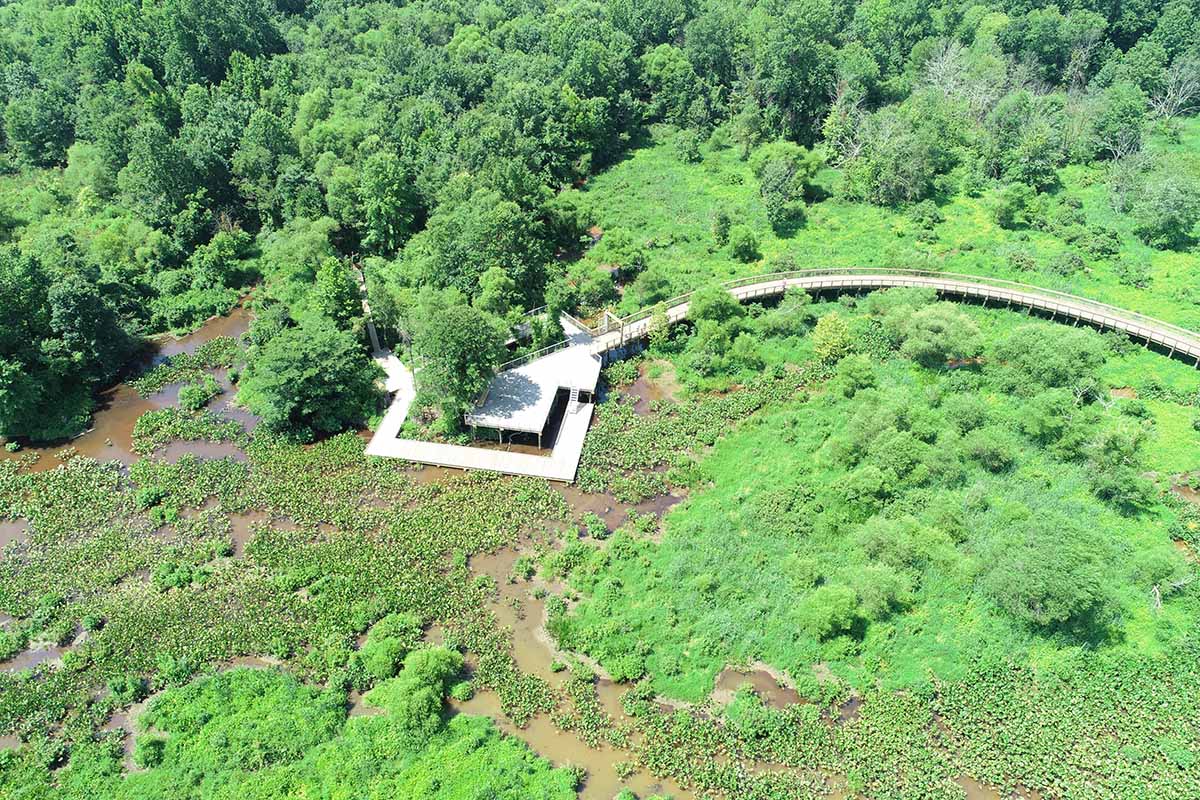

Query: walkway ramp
[365,314,600,482]
[366,400,593,481]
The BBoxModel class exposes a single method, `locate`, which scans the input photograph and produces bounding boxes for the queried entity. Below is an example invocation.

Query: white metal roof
[465,344,601,433]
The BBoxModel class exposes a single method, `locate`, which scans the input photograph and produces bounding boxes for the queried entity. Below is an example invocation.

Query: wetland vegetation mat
[3,290,1200,799]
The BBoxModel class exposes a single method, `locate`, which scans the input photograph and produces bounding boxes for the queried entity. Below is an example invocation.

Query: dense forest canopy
[0,0,1198,440]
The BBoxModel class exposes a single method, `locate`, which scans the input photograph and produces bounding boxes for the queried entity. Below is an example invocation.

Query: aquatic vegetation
[130,338,243,397]
[131,408,248,455]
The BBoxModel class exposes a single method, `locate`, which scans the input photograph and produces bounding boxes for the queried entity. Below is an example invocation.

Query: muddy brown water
[0,384,163,473]
[1173,539,1197,562]
[154,304,251,360]
[0,518,30,550]
[556,484,684,535]
[452,690,692,800]
[0,306,254,473]
[1,642,66,673]
[624,360,682,416]
[954,774,1010,800]
[465,543,695,798]
[713,666,803,710]
[1172,483,1200,505]
[156,440,249,464]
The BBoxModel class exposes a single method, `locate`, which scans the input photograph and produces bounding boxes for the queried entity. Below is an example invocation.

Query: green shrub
[0,629,27,662]
[728,225,759,262]
[992,183,1038,229]
[133,736,166,769]
[177,374,221,412]
[109,674,148,706]
[359,613,423,682]
[136,485,167,510]
[1048,250,1085,276]
[1113,257,1151,288]
[582,512,609,539]
[963,425,1018,472]
[797,584,859,639]
[1005,247,1037,272]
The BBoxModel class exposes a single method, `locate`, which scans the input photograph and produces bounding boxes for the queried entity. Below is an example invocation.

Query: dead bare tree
[924,41,967,99]
[1107,145,1153,213]
[823,79,865,166]
[1065,30,1103,96]
[1150,57,1200,122]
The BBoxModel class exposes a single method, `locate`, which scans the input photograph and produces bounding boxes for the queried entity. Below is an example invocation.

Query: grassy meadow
[568,119,1200,330]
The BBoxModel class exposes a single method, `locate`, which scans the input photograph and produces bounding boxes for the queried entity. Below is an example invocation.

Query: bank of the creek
[0,304,254,473]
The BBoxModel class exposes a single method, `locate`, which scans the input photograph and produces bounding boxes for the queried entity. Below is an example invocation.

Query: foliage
[411,301,505,424]
[239,319,381,441]
[131,337,242,397]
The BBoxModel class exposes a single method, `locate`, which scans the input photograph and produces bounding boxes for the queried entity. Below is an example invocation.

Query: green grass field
[567,119,1200,330]
[558,310,1200,700]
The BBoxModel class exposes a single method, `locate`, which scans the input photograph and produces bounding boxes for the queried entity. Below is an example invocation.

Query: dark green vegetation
[4,661,578,799]
[2,0,1198,441]
[2,293,1200,800]
[0,423,580,795]
[561,290,1200,797]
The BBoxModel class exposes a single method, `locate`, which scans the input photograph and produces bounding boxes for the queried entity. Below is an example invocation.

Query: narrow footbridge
[581,268,1200,365]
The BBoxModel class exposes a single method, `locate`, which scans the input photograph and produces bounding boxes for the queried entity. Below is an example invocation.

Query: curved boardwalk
[588,269,1200,365]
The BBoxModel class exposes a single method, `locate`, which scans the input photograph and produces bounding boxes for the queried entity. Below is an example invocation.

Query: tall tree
[240,318,381,441]
[412,302,505,423]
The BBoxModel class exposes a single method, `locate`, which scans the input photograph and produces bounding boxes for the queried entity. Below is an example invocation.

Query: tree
[836,354,876,397]
[647,302,671,350]
[962,425,1019,472]
[590,229,647,278]
[711,205,733,247]
[628,264,673,308]
[812,312,854,364]
[359,152,419,254]
[365,647,463,743]
[1149,56,1200,123]
[4,85,74,166]
[728,226,760,262]
[640,44,701,125]
[797,583,859,639]
[1091,82,1148,159]
[1131,173,1200,250]
[240,318,382,441]
[688,284,744,326]
[745,0,838,145]
[42,274,134,388]
[474,267,518,318]
[408,188,550,306]
[412,302,506,422]
[981,515,1111,630]
[752,144,821,233]
[314,259,360,328]
[119,120,196,226]
[899,304,982,367]
[842,108,937,206]
[992,324,1105,392]
[992,183,1038,229]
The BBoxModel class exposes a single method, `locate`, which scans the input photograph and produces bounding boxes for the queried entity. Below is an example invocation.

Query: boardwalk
[367,397,592,481]
[588,269,1200,364]
[364,268,1200,483]
[365,315,599,482]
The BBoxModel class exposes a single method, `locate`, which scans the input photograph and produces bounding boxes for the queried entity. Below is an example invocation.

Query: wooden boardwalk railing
[584,269,1200,366]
